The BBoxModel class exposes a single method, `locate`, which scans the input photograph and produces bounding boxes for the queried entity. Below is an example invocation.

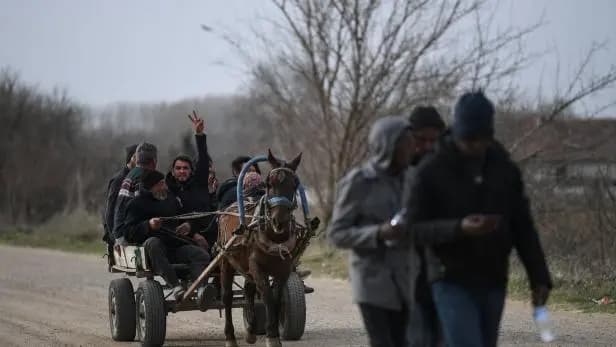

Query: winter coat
[112,166,146,240]
[165,134,212,233]
[407,135,552,290]
[216,177,238,210]
[116,189,193,248]
[103,166,130,242]
[328,117,460,311]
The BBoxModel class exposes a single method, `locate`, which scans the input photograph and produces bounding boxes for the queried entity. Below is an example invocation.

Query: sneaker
[172,285,186,301]
[303,283,314,294]
[197,283,218,311]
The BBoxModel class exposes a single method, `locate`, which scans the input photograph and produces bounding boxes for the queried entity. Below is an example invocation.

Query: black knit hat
[141,170,165,190]
[452,91,495,139]
[125,144,138,164]
[409,106,446,130]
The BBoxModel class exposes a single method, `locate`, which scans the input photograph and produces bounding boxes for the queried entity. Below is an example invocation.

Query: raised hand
[187,110,206,134]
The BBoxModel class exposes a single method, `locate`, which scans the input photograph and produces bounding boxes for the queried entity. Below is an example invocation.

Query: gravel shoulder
[0,245,614,346]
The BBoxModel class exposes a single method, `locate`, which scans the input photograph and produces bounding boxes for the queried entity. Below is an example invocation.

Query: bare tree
[227,0,542,223]
[508,41,616,161]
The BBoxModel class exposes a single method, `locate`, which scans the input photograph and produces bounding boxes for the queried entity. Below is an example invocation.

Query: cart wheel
[279,272,306,340]
[135,280,166,347]
[243,301,266,335]
[109,278,136,341]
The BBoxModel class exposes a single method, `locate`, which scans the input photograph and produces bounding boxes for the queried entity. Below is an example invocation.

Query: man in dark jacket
[406,106,446,347]
[407,91,552,347]
[116,169,211,300]
[165,111,214,245]
[103,144,137,246]
[112,142,158,244]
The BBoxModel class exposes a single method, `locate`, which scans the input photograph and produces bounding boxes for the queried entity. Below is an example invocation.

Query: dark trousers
[143,237,210,286]
[409,296,442,347]
[359,303,408,347]
[432,281,506,347]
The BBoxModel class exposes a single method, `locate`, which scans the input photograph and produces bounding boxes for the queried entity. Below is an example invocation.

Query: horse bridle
[261,167,299,234]
[264,167,299,210]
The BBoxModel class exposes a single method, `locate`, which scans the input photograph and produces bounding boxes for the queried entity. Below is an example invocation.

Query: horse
[217,149,303,347]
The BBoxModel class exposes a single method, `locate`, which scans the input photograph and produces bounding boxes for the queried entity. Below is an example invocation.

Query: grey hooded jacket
[328,116,414,311]
[328,116,462,311]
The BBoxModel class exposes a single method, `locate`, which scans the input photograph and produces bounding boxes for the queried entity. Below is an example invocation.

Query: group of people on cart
[102,111,312,302]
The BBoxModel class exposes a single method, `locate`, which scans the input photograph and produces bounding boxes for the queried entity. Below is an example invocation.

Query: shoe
[172,285,186,301]
[197,283,218,311]
[296,269,312,278]
[303,283,314,294]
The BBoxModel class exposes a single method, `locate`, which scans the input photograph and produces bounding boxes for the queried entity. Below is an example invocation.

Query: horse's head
[264,149,302,235]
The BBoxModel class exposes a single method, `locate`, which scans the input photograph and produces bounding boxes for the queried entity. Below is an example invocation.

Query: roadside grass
[2,214,615,314]
[299,239,349,279]
[508,267,616,314]
[302,242,616,314]
[0,209,103,254]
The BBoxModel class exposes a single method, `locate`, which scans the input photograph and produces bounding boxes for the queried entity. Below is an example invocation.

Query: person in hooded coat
[328,116,489,347]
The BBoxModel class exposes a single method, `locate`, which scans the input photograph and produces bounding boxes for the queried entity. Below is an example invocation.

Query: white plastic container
[533,306,556,343]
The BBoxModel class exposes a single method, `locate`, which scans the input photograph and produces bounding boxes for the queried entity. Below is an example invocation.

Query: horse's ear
[267,148,282,168]
[287,152,302,171]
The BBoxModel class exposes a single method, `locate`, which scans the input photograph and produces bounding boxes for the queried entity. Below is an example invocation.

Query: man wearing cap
[103,144,137,252]
[406,91,552,347]
[115,169,211,300]
[112,142,158,244]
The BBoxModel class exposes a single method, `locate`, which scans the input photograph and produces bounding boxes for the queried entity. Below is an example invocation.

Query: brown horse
[218,150,303,347]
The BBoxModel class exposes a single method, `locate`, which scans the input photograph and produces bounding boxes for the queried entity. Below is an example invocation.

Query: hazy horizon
[1,0,615,114]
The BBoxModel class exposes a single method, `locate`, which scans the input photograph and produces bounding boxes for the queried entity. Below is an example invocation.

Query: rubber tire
[243,301,267,335]
[279,272,306,340]
[109,278,136,341]
[135,280,166,347]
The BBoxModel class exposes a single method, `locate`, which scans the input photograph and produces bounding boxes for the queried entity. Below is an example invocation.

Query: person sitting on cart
[242,171,266,201]
[115,169,211,300]
[165,110,216,249]
[216,156,261,210]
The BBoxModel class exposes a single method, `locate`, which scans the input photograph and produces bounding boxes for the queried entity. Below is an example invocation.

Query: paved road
[0,245,614,346]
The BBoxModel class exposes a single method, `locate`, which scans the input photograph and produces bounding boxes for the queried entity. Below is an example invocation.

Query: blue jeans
[432,281,506,347]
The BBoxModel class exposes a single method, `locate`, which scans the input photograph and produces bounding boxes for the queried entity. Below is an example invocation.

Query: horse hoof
[265,337,282,347]
[225,340,239,347]
[245,333,257,344]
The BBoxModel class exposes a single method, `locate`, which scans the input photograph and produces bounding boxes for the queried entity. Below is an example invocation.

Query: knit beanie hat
[409,106,446,130]
[452,91,495,139]
[141,170,165,190]
[125,144,138,164]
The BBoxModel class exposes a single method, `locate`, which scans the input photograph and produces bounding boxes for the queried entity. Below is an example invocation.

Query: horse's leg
[244,280,258,344]
[254,269,281,347]
[221,260,238,347]
[271,273,290,345]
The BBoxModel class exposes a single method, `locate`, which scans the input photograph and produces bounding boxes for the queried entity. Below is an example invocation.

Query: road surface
[0,245,614,346]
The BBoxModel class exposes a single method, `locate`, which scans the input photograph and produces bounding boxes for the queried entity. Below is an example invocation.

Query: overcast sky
[1,0,614,114]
